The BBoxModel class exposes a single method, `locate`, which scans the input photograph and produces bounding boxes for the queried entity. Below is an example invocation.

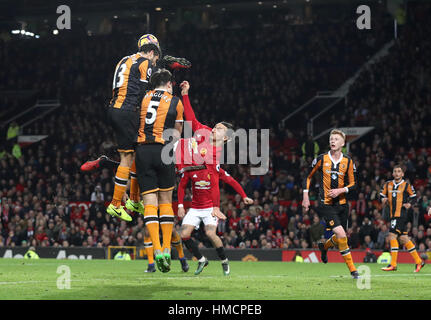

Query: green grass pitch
[0,258,430,300]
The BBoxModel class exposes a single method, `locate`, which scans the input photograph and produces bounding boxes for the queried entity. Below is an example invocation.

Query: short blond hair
[329,129,346,141]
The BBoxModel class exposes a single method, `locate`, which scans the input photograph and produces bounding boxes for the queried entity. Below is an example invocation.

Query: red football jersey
[181,95,222,166]
[177,166,247,209]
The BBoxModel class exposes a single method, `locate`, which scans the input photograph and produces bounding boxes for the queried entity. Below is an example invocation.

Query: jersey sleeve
[181,94,211,132]
[344,158,357,192]
[380,182,388,199]
[302,156,322,192]
[177,172,190,205]
[139,59,151,83]
[406,183,417,204]
[219,167,247,199]
[208,166,220,207]
[176,99,184,122]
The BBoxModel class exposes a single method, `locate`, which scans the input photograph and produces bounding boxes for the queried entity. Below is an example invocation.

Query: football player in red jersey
[179,80,241,220]
[177,164,252,276]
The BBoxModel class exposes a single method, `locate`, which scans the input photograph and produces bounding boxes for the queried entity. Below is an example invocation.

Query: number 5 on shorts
[390,219,396,229]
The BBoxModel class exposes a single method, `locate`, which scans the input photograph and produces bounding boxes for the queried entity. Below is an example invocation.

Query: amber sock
[390,239,399,267]
[171,231,185,259]
[405,240,422,265]
[159,203,175,252]
[129,160,140,202]
[144,204,161,251]
[111,166,130,208]
[144,236,154,264]
[338,237,356,273]
[324,234,338,250]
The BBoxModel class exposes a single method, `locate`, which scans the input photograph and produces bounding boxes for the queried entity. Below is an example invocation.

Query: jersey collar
[328,151,342,166]
[393,179,404,188]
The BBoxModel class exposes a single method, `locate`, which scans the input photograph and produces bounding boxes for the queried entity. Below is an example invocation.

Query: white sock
[221,258,228,264]
[199,256,206,263]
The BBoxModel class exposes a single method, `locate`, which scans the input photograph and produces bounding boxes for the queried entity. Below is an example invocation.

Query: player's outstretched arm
[218,168,252,204]
[180,81,209,133]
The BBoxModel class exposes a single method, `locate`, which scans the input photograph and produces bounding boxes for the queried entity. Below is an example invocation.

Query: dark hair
[138,44,161,57]
[149,69,172,89]
[393,164,404,172]
[220,121,235,142]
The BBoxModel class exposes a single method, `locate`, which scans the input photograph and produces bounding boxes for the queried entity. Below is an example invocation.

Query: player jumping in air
[135,69,184,272]
[94,33,190,223]
[81,155,190,273]
[302,129,360,279]
[380,164,425,272]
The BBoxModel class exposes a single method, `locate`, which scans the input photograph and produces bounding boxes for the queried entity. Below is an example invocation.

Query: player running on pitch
[380,164,425,272]
[302,129,360,279]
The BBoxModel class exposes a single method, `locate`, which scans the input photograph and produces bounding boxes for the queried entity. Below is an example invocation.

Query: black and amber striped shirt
[138,89,184,145]
[109,53,153,111]
[380,180,416,218]
[303,152,357,205]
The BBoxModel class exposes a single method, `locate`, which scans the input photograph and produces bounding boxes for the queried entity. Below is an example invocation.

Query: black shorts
[318,204,349,230]
[107,107,139,152]
[389,216,408,236]
[135,143,175,195]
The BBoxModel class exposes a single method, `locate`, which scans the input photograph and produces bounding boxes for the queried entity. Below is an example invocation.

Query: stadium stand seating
[0,6,430,254]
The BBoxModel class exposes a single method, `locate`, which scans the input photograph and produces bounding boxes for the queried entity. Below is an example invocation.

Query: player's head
[138,34,161,64]
[212,121,235,145]
[392,164,405,181]
[329,129,345,151]
[149,68,173,94]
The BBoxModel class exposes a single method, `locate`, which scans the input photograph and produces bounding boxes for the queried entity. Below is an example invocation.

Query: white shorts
[182,207,218,230]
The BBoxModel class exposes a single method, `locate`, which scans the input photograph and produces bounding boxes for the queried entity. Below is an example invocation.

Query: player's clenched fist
[243,197,253,205]
[180,81,190,96]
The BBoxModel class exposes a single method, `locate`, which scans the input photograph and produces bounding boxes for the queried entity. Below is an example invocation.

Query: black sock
[183,238,203,260]
[216,247,227,261]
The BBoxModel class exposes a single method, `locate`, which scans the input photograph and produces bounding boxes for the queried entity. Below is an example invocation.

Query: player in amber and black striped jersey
[105,34,192,223]
[380,164,425,272]
[302,129,359,279]
[105,34,162,222]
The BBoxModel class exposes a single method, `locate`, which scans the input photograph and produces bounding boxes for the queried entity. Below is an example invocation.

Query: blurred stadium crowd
[0,6,431,255]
